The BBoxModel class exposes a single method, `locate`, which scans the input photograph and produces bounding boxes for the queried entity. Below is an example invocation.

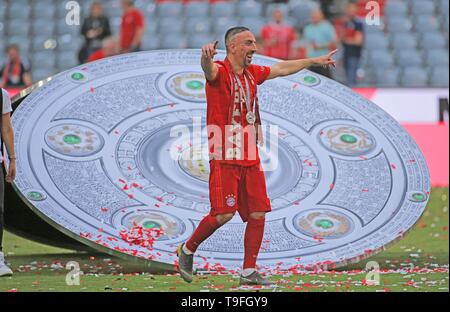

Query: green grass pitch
[0,188,448,292]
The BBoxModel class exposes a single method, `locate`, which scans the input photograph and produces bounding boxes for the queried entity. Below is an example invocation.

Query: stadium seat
[411,1,435,16]
[56,19,81,36]
[57,34,83,52]
[7,20,30,37]
[32,51,57,69]
[104,7,123,20]
[368,50,394,68]
[239,17,266,37]
[364,23,385,35]
[8,3,31,20]
[32,67,58,82]
[32,2,56,19]
[401,67,428,87]
[386,16,412,32]
[289,1,319,28]
[185,18,211,35]
[414,15,440,33]
[390,33,418,50]
[141,37,161,51]
[31,19,56,37]
[236,1,263,18]
[419,31,447,49]
[145,18,158,35]
[56,51,78,70]
[159,18,183,34]
[365,33,389,50]
[425,48,449,66]
[184,1,209,18]
[187,33,214,49]
[395,50,423,67]
[139,2,157,18]
[157,1,183,18]
[160,34,187,49]
[437,0,449,12]
[212,17,239,39]
[210,1,236,18]
[384,0,408,17]
[374,68,401,87]
[429,66,449,87]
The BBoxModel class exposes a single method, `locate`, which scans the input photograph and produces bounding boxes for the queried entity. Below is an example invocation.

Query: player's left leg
[238,165,273,286]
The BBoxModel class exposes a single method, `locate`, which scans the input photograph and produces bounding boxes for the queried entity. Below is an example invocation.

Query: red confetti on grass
[120,223,164,251]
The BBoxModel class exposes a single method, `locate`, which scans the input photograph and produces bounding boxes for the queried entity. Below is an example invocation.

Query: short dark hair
[224,26,250,52]
[6,44,20,53]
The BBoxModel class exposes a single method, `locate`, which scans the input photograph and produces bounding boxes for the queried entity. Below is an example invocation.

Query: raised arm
[267,49,337,80]
[201,41,219,81]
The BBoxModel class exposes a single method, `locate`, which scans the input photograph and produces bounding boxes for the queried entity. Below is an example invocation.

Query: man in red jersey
[119,0,145,53]
[261,8,297,60]
[177,27,336,286]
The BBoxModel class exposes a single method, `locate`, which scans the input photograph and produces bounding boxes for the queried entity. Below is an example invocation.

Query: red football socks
[243,217,265,269]
[185,214,221,253]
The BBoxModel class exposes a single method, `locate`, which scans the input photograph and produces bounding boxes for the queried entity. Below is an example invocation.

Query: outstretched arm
[201,41,219,81]
[267,49,337,80]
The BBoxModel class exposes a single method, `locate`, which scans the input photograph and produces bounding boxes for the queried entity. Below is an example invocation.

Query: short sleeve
[135,11,145,28]
[251,65,271,85]
[2,89,13,114]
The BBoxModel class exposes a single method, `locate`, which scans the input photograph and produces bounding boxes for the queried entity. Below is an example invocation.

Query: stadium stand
[0,0,447,87]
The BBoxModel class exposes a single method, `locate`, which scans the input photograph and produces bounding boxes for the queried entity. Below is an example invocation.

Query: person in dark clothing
[0,45,32,89]
[79,1,111,64]
[340,3,364,86]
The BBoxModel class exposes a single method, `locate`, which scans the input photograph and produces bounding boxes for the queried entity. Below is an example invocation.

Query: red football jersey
[206,57,271,166]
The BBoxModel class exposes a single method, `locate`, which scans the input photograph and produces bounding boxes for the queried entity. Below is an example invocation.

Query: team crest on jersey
[225,194,236,207]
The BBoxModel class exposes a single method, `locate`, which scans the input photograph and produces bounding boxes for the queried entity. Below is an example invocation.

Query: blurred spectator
[261,8,297,60]
[88,37,120,62]
[340,3,364,86]
[79,1,111,64]
[0,44,32,89]
[303,9,337,78]
[120,0,145,53]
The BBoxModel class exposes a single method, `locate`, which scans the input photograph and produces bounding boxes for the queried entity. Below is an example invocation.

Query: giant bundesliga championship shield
[5,50,430,270]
